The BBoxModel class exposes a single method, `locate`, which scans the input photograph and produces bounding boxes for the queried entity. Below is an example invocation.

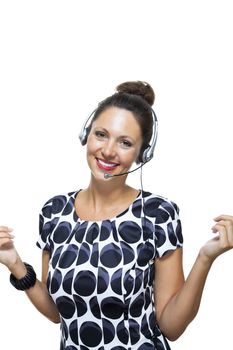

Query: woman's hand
[0,226,19,269]
[200,215,233,263]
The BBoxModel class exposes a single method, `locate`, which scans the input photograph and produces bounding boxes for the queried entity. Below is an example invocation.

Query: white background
[0,1,232,349]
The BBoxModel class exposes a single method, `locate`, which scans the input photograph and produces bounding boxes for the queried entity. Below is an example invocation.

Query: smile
[96,158,119,171]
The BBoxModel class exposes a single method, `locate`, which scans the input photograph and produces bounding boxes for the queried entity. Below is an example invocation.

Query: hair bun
[115,80,155,106]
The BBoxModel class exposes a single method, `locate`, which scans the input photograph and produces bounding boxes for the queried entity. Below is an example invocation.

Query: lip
[96,158,119,171]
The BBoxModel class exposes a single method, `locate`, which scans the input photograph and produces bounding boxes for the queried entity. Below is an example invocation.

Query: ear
[136,142,147,164]
[135,150,143,164]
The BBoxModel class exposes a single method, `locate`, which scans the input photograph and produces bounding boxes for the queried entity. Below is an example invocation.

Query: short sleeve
[36,198,53,251]
[154,199,183,258]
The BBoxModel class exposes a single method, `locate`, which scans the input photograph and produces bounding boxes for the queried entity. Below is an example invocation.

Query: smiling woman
[0,81,233,350]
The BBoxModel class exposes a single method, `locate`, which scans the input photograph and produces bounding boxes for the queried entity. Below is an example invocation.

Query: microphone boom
[104,162,147,179]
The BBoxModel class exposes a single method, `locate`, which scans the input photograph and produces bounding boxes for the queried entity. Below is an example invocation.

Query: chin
[88,165,109,180]
[91,171,106,181]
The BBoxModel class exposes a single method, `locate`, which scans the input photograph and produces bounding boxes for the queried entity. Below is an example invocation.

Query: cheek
[86,142,97,170]
[120,149,140,165]
[86,137,100,155]
[86,145,96,167]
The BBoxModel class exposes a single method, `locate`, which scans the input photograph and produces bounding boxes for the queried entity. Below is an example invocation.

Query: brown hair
[87,81,155,163]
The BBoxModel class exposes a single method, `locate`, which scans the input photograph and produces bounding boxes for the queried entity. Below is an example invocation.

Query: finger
[0,237,14,247]
[212,219,233,232]
[214,215,233,222]
[212,220,233,247]
[0,226,13,232]
[0,232,15,239]
[222,220,233,246]
[213,225,230,250]
[211,222,223,233]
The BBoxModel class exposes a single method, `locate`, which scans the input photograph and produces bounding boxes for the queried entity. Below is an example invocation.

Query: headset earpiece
[79,129,87,145]
[79,110,97,146]
[141,109,158,163]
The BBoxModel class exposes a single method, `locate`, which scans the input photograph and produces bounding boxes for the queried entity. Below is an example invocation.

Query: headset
[79,107,158,164]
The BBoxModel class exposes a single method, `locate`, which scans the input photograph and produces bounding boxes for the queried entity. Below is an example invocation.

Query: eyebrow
[93,127,136,142]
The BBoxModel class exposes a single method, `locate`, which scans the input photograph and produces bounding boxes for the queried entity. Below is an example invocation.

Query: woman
[0,81,232,350]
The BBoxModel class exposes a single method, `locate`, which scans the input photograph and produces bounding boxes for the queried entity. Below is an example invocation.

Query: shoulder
[142,191,180,220]
[40,190,78,218]
[143,192,184,258]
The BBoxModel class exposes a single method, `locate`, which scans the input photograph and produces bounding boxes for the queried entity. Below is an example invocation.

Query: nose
[101,139,117,159]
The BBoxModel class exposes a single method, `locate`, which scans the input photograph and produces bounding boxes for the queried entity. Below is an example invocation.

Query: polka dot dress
[37,190,183,350]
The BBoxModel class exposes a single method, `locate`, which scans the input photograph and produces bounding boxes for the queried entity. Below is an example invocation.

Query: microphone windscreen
[104,173,112,179]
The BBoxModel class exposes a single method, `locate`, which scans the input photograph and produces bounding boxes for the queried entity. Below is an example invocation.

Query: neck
[85,175,130,203]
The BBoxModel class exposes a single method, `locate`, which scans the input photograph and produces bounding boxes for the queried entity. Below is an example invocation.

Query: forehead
[92,107,142,138]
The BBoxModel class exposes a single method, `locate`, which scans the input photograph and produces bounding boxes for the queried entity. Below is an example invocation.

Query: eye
[120,139,132,148]
[95,130,106,139]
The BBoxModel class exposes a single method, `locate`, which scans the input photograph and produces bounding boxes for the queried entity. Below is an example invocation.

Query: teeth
[98,159,117,167]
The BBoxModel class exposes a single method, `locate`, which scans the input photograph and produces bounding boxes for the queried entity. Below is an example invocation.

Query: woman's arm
[155,248,212,341]
[155,215,233,341]
[0,226,60,323]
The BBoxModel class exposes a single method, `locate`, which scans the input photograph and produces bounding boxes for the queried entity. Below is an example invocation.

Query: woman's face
[86,107,143,180]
